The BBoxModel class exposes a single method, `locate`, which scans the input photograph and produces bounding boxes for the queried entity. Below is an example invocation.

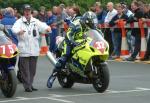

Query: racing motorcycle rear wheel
[57,70,74,88]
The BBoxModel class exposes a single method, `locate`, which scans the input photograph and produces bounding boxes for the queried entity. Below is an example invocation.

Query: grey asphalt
[0,56,150,103]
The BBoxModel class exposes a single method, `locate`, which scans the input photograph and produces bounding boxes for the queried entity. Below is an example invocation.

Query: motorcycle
[47,29,110,93]
[0,25,18,97]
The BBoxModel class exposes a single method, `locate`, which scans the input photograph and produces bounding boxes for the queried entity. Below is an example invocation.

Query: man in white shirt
[104,2,117,25]
[104,2,117,56]
[12,4,51,92]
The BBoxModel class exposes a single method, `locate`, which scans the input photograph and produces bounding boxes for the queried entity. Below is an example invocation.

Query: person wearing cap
[12,4,51,92]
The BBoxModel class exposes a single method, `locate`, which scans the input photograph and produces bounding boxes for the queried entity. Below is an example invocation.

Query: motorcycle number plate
[94,41,105,53]
[0,44,17,57]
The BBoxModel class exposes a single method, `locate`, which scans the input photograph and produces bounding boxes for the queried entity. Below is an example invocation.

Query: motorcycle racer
[47,11,98,88]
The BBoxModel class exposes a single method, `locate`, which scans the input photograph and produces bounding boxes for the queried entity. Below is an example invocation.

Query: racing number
[0,45,14,54]
[0,45,5,54]
[8,45,14,54]
[95,41,105,50]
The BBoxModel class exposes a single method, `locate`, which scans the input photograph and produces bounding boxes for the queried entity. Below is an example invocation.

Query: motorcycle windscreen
[86,29,109,54]
[0,31,11,45]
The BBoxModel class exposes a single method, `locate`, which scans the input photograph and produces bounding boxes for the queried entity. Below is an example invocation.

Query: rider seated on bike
[47,11,98,88]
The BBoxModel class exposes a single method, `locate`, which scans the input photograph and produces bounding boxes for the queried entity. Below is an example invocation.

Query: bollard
[40,34,49,56]
[118,19,129,56]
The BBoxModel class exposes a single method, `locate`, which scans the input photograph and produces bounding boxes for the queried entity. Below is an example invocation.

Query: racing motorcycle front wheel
[0,69,17,98]
[92,63,109,93]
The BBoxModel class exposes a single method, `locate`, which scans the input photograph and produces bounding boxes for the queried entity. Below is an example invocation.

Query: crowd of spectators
[0,1,150,60]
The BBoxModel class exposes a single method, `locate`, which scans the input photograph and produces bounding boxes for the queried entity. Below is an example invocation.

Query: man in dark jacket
[126,1,144,61]
[109,3,128,59]
[141,4,150,61]
[94,2,107,25]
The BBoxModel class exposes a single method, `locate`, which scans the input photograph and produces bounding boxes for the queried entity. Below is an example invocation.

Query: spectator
[59,3,69,20]
[65,6,71,15]
[94,1,101,9]
[59,3,65,10]
[32,10,39,19]
[94,2,107,25]
[90,6,95,12]
[105,2,118,25]
[88,7,98,28]
[126,1,144,61]
[138,1,145,11]
[57,5,69,36]
[0,9,3,21]
[14,8,21,19]
[121,2,133,17]
[38,6,49,46]
[121,2,135,54]
[104,2,117,56]
[72,6,82,21]
[0,8,6,20]
[46,10,58,52]
[141,4,150,61]
[38,6,47,22]
[109,3,128,59]
[67,8,75,20]
[67,6,81,22]
[1,7,18,45]
[52,6,58,15]
[12,4,51,92]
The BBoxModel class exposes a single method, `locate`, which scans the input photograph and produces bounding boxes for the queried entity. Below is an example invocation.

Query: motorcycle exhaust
[46,51,57,66]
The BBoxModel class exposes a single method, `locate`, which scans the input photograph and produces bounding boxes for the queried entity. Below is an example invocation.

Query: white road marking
[108,59,150,64]
[111,75,150,78]
[49,87,150,98]
[136,87,150,91]
[0,97,74,103]
[47,97,74,103]
[0,87,150,103]
[16,97,28,99]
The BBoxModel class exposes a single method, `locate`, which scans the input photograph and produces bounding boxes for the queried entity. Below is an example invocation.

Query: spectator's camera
[33,29,37,37]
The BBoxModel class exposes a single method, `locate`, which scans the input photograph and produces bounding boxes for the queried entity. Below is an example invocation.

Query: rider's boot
[47,57,67,88]
[47,70,57,88]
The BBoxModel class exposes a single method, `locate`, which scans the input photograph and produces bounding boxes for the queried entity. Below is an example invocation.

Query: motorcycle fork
[87,60,98,79]
[0,67,8,86]
[90,60,98,74]
[0,58,15,84]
